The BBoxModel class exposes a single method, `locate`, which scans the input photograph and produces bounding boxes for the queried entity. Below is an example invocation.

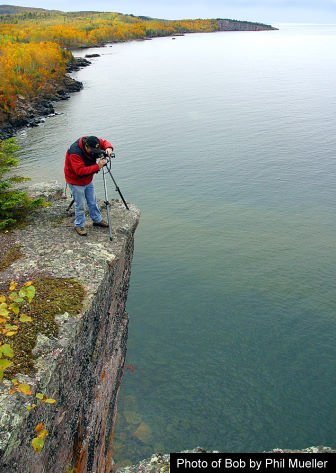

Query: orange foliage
[0,41,71,120]
[0,13,219,120]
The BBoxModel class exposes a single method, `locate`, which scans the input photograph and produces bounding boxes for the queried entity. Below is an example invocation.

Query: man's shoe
[93,220,109,228]
[75,226,87,236]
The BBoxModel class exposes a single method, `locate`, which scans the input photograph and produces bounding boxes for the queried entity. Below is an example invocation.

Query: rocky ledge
[0,182,140,473]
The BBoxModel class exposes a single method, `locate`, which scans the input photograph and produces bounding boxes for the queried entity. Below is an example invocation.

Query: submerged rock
[124,410,142,425]
[134,422,152,444]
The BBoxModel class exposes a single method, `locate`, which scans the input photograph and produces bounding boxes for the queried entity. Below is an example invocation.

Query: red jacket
[64,137,113,186]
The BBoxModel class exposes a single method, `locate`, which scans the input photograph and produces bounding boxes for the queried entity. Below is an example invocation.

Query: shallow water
[16,24,336,462]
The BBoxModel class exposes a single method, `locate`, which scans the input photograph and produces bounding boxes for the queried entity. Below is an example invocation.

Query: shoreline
[0,18,277,141]
[115,447,336,472]
[0,57,91,140]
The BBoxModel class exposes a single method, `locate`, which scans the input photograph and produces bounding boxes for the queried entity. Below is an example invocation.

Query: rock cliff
[0,182,140,473]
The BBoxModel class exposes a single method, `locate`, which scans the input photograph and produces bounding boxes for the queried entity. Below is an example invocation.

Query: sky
[1,0,336,24]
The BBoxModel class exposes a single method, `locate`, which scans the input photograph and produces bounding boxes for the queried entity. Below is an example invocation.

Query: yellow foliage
[0,282,57,452]
[35,422,45,434]
[45,398,57,404]
[17,382,32,395]
[38,429,49,439]
[0,343,14,357]
[32,437,44,453]
[0,12,219,120]
[19,314,33,322]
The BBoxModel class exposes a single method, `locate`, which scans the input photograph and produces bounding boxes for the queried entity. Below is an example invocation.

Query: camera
[99,150,115,161]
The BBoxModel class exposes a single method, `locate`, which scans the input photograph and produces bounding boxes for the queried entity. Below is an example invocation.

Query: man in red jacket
[64,136,114,236]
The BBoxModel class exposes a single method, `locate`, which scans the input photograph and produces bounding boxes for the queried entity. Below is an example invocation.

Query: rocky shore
[0,57,90,140]
[116,447,335,473]
[0,18,277,141]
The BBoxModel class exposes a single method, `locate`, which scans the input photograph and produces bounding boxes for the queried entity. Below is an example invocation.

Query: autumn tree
[0,11,220,121]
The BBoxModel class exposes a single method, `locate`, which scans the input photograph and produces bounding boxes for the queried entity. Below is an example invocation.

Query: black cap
[85,136,102,155]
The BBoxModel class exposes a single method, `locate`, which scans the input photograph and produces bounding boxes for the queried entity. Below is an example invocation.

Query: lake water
[16,24,336,463]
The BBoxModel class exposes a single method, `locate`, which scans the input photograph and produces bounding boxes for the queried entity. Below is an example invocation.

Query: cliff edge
[0,182,140,473]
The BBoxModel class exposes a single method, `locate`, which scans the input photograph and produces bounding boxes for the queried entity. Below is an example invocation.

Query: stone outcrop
[0,182,140,473]
[217,19,277,31]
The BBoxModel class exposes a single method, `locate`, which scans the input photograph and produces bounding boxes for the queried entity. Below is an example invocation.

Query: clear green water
[17,24,336,463]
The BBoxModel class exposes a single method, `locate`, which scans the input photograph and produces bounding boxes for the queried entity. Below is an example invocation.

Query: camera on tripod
[99,150,115,163]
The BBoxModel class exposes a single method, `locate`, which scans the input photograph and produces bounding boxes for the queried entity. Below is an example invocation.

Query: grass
[0,243,24,271]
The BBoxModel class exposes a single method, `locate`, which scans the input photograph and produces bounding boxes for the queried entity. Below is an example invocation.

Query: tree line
[0,11,219,122]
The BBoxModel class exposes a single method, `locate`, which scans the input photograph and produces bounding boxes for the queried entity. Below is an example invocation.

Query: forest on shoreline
[0,8,220,126]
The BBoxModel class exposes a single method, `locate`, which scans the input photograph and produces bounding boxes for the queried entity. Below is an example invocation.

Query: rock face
[0,182,140,473]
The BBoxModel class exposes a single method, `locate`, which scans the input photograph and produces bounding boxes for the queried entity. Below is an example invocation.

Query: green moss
[0,244,24,271]
[1,277,85,376]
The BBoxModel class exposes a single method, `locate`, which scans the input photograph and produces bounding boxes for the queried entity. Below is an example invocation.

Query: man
[64,136,114,236]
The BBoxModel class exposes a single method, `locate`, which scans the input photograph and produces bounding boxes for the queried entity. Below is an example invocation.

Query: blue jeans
[67,182,102,228]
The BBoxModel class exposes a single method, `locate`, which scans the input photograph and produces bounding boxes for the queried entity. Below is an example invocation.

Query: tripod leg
[102,168,113,241]
[106,168,129,210]
[66,199,75,212]
[116,186,129,210]
[105,200,113,241]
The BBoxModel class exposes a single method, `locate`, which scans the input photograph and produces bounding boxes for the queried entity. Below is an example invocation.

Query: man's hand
[105,147,114,157]
[97,157,107,169]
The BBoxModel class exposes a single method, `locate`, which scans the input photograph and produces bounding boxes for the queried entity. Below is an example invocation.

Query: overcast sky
[2,1,336,24]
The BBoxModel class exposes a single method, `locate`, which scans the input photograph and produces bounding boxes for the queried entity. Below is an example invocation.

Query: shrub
[0,137,44,230]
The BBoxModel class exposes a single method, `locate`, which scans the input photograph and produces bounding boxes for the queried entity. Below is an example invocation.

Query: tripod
[66,153,129,241]
[101,155,129,240]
